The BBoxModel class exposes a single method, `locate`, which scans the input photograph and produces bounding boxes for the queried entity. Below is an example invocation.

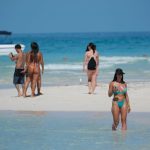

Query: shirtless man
[9,44,26,96]
[23,42,44,97]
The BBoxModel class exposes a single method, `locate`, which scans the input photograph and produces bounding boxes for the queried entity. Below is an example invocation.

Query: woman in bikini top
[108,68,131,131]
[113,82,127,100]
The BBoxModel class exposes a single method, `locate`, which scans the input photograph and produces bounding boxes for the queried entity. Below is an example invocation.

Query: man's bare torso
[15,52,26,69]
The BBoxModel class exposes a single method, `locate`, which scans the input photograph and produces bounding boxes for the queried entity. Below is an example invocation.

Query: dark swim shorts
[13,68,25,84]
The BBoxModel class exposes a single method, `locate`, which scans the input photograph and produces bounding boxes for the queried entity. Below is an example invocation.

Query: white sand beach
[0,82,149,112]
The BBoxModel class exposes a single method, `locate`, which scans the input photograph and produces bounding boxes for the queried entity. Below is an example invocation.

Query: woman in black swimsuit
[83,43,99,94]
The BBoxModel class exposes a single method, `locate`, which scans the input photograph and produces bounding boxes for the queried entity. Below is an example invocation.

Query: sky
[0,0,150,33]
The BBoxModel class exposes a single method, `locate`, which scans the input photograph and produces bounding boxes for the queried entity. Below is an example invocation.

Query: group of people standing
[83,42,131,130]
[9,42,131,131]
[9,42,44,97]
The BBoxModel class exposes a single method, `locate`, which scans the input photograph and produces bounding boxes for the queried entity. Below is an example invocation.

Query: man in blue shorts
[9,44,26,96]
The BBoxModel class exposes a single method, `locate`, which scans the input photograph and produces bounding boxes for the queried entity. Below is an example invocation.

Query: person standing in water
[108,68,131,130]
[83,43,99,94]
[23,42,44,97]
[9,44,26,96]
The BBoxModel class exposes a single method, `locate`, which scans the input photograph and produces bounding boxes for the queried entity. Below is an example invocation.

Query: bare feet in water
[112,124,117,131]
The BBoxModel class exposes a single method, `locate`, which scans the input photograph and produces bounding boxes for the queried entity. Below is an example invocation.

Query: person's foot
[31,93,35,97]
[37,92,43,95]
[91,91,95,94]
[88,92,92,94]
[112,124,117,131]
[18,92,22,97]
[23,93,28,97]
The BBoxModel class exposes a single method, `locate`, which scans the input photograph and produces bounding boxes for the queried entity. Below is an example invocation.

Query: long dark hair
[112,73,125,84]
[86,42,96,54]
[31,42,39,62]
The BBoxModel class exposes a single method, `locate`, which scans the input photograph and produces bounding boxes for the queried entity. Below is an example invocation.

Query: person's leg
[37,74,42,95]
[15,84,21,97]
[91,71,97,94]
[87,71,92,94]
[23,76,31,97]
[120,102,128,130]
[31,74,39,97]
[21,84,24,96]
[13,71,21,96]
[96,67,99,86]
[20,74,25,96]
[112,102,120,130]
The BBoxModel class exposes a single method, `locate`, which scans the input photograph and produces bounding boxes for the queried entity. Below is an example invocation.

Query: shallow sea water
[0,111,149,150]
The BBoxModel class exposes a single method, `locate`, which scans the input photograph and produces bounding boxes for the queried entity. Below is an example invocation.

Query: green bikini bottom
[116,100,125,108]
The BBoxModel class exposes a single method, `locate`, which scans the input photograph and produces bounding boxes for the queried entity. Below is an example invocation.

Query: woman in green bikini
[108,68,131,130]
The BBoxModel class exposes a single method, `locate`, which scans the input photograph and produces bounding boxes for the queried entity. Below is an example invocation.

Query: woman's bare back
[27,52,42,75]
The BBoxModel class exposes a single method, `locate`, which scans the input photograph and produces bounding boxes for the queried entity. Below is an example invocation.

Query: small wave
[147,58,150,62]
[0,53,10,56]
[45,64,82,70]
[45,56,147,70]
[144,71,150,73]
[101,56,146,64]
[100,56,148,68]
[1,56,148,70]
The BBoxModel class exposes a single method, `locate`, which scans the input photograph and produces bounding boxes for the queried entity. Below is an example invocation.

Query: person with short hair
[9,44,26,96]
[108,68,131,130]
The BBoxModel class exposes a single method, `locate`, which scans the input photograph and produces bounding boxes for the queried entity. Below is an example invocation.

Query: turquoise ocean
[0,32,150,150]
[0,32,150,87]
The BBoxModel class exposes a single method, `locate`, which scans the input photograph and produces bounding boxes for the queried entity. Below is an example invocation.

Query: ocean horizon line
[12,31,150,35]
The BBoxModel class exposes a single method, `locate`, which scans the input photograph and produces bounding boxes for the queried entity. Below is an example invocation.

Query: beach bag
[87,57,96,70]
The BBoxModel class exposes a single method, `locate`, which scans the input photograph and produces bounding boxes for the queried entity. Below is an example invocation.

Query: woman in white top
[83,43,99,94]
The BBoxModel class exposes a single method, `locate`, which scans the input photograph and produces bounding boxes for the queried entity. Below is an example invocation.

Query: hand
[83,67,87,72]
[21,70,26,74]
[113,95,119,101]
[113,86,118,93]
[42,69,44,74]
[96,67,99,76]
[128,106,131,113]
[8,53,12,58]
